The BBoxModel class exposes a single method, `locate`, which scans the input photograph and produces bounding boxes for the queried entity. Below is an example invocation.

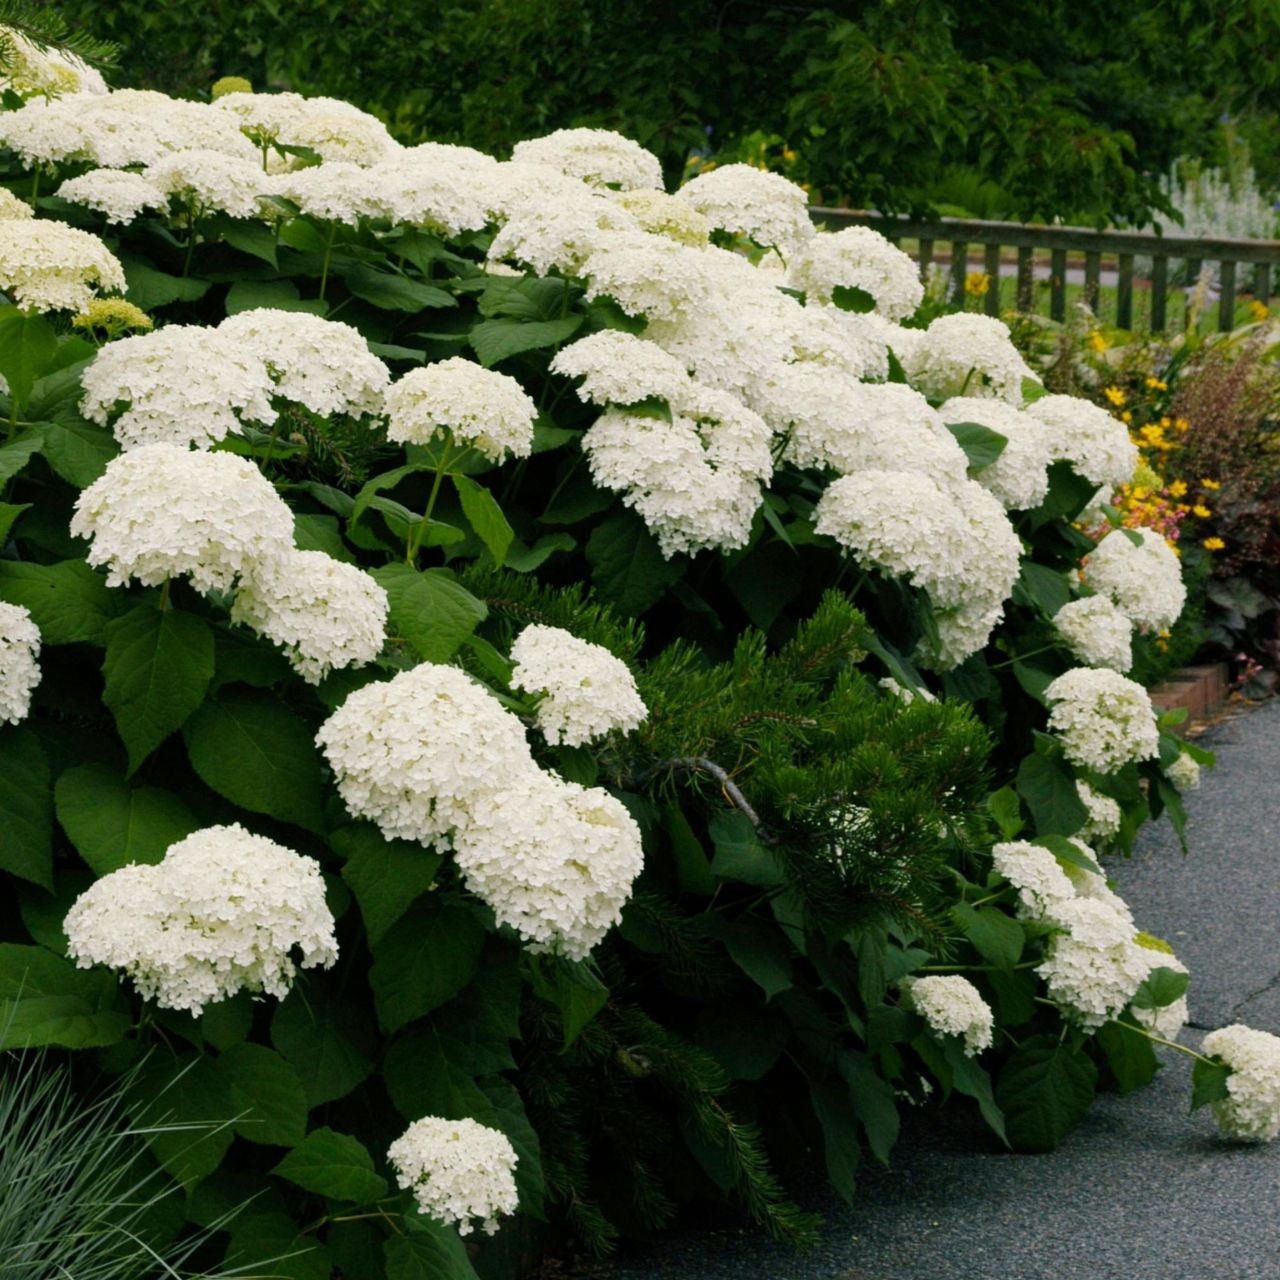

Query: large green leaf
[384,1225,479,1280]
[0,433,41,483]
[810,1083,860,1204]
[995,1034,1097,1152]
[1096,1018,1160,1095]
[55,761,198,875]
[371,563,486,662]
[226,1210,331,1280]
[0,726,52,889]
[0,942,128,1049]
[1191,1056,1232,1112]
[720,921,793,1000]
[586,512,682,616]
[333,824,442,946]
[452,473,514,566]
[708,809,782,886]
[1129,965,1190,1010]
[369,902,486,1034]
[943,1038,1008,1143]
[945,420,1008,470]
[183,689,326,832]
[950,902,1023,969]
[219,1042,308,1147]
[0,559,125,644]
[468,315,583,367]
[345,264,455,312]
[271,983,374,1108]
[1016,750,1088,836]
[37,417,119,487]
[272,1127,388,1203]
[0,305,57,409]
[120,254,211,310]
[102,605,215,774]
[132,1052,235,1189]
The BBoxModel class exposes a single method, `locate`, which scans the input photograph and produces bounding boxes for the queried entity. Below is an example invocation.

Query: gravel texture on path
[602,699,1280,1280]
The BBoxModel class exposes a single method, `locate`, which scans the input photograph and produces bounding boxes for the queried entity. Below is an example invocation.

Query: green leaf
[227,1210,331,1280]
[0,559,124,644]
[132,1052,234,1189]
[214,216,279,265]
[1033,833,1102,876]
[384,1225,479,1280]
[333,824,442,946]
[220,1042,308,1147]
[272,1128,388,1203]
[996,1034,1097,1152]
[810,1084,860,1204]
[183,689,326,832]
[345,264,455,312]
[840,1049,899,1164]
[469,315,584,367]
[0,942,128,1049]
[199,992,255,1051]
[1012,659,1056,703]
[1130,965,1190,1010]
[1014,561,1072,615]
[943,1039,1008,1143]
[1191,1056,1232,1112]
[950,902,1023,968]
[383,1024,494,1122]
[1016,751,1089,836]
[37,417,119,487]
[830,284,876,313]
[55,762,198,875]
[1096,1019,1160,1094]
[945,420,1008,470]
[1029,460,1097,528]
[102,605,215,775]
[271,984,374,1108]
[225,277,327,315]
[451,473,514,566]
[530,958,608,1049]
[0,726,51,889]
[0,433,40,483]
[986,785,1024,839]
[120,254,211,310]
[585,512,682,616]
[0,305,57,409]
[294,512,355,562]
[372,563,487,662]
[369,902,487,1034]
[661,803,715,895]
[708,809,782,886]
[721,921,793,1000]
[502,532,576,573]
[477,1075,545,1216]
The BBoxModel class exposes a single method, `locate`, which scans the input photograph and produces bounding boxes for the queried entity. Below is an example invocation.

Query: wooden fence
[809,209,1280,333]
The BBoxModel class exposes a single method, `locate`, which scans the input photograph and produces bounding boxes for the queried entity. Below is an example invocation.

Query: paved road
[604,699,1280,1280]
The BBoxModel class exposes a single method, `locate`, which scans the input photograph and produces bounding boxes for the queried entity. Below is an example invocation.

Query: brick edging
[1148,662,1229,725]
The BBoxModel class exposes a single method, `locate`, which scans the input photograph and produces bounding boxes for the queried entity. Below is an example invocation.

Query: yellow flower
[782,147,797,164]
[1088,330,1107,354]
[1104,386,1126,407]
[1250,299,1269,322]
[1203,537,1225,552]
[1201,477,1220,491]
[1145,376,1168,391]
[1175,417,1190,431]
[1191,504,1212,519]
[211,75,253,99]
[965,271,990,297]
[1121,410,1133,423]
[1168,480,1188,498]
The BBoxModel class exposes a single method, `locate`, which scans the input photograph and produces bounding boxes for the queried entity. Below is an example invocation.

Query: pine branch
[0,1,118,69]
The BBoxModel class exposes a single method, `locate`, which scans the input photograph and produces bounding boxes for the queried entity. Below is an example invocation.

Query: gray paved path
[605,699,1280,1280]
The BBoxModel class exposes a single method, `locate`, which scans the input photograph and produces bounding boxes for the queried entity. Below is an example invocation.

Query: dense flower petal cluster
[219,309,390,419]
[940,396,1053,510]
[214,91,399,167]
[0,602,41,725]
[509,624,647,746]
[1053,595,1134,672]
[788,225,923,320]
[902,975,994,1056]
[675,163,813,257]
[367,154,490,235]
[904,314,1038,404]
[1077,780,1123,843]
[0,26,108,98]
[71,444,294,593]
[488,189,641,276]
[1167,750,1201,792]
[385,357,537,462]
[551,330,691,408]
[1028,393,1140,489]
[1045,667,1159,773]
[64,824,337,1014]
[512,127,662,191]
[80,325,277,449]
[1083,527,1186,632]
[230,550,388,683]
[612,188,710,245]
[0,189,31,220]
[0,218,124,312]
[992,840,1078,920]
[387,1117,519,1235]
[144,148,270,219]
[56,168,165,223]
[267,161,383,225]
[1130,940,1188,1038]
[1200,1025,1280,1141]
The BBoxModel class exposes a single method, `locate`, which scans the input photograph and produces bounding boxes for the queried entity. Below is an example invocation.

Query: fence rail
[809,209,1280,333]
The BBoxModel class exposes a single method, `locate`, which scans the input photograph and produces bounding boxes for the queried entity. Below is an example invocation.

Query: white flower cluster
[1027,393,1139,489]
[214,91,398,168]
[613,188,710,245]
[512,127,663,192]
[902,975,994,1056]
[385,357,537,463]
[0,26,108,98]
[387,1116,519,1235]
[0,602,41,724]
[64,824,337,1014]
[1076,779,1122,843]
[0,218,124,312]
[367,153,490,236]
[1167,750,1201,792]
[144,148,270,219]
[1045,667,1160,773]
[268,161,382,226]
[1131,939,1188,1038]
[1200,1024,1280,1141]
[1053,595,1134,672]
[904,314,1038,404]
[940,396,1054,511]
[57,169,165,223]
[788,225,922,319]
[1083,527,1186,632]
[0,189,31,220]
[551,330,691,408]
[675,163,813,258]
[509,624,647,746]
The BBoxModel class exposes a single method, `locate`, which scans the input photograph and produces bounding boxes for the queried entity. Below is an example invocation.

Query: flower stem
[318,222,337,301]
[406,430,454,564]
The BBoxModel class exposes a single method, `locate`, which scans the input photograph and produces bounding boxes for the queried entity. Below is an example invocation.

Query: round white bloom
[218,309,390,419]
[787,304,893,382]
[1077,779,1123,843]
[387,1117,518,1236]
[80,325,277,450]
[144,148,270,219]
[1130,943,1188,1039]
[367,155,490,235]
[71,444,294,593]
[384,358,536,463]
[1027,393,1139,489]
[0,219,124,312]
[675,164,814,258]
[316,662,535,846]
[1045,667,1160,773]
[510,624,647,746]
[991,840,1078,921]
[902,975,994,1056]
[512,127,663,191]
[0,602,41,725]
[550,330,691,408]
[1083,527,1186,632]
[788,225,923,320]
[267,161,383,225]
[582,386,772,557]
[612,187,710,245]
[939,397,1054,510]
[904,314,1038,405]
[0,189,31,220]
[487,189,641,275]
[231,550,387,683]
[56,169,165,224]
[0,28,107,98]
[1053,595,1134,672]
[581,232,720,325]
[451,771,644,960]
[1167,750,1201,792]
[479,159,602,226]
[1200,1024,1280,1142]
[214,91,398,168]
[64,824,337,1015]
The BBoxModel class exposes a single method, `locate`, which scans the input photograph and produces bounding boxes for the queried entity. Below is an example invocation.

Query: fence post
[950,240,968,306]
[1218,259,1237,332]
[1050,248,1067,321]
[1151,255,1168,332]
[983,241,1001,316]
[1016,246,1033,311]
